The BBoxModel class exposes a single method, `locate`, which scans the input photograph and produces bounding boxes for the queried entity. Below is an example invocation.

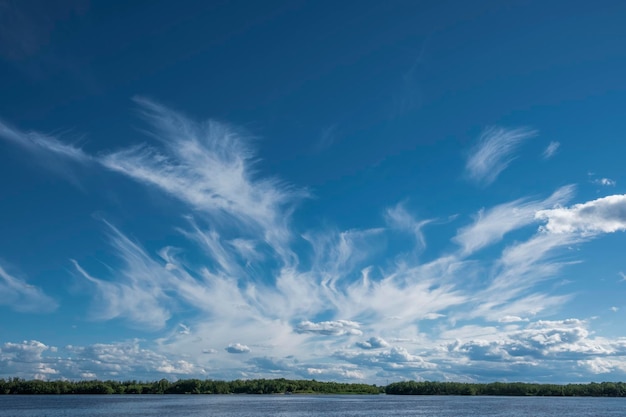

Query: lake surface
[0,395,624,416]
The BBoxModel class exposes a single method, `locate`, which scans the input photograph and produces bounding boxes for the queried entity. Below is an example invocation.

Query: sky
[1,0,626,384]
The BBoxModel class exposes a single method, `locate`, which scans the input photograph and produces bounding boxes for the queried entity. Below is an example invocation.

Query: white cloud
[0,340,59,380]
[336,346,437,371]
[71,238,172,331]
[4,101,626,382]
[0,263,57,313]
[579,358,626,374]
[303,365,365,380]
[295,320,363,336]
[225,343,251,354]
[315,124,339,151]
[447,319,626,369]
[65,340,205,379]
[100,97,307,261]
[356,336,389,349]
[0,119,90,163]
[465,126,536,186]
[593,178,616,186]
[542,141,560,159]
[498,316,528,323]
[385,203,432,250]
[0,339,230,380]
[423,313,446,320]
[453,185,574,255]
[536,194,626,235]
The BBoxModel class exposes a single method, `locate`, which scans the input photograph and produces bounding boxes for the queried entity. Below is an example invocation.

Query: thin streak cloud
[542,141,560,159]
[0,263,57,313]
[0,119,90,163]
[100,98,307,262]
[465,126,537,186]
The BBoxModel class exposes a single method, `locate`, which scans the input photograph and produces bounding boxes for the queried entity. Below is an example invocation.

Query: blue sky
[1,0,626,383]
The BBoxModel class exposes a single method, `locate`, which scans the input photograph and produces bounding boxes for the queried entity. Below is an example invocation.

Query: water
[0,395,624,417]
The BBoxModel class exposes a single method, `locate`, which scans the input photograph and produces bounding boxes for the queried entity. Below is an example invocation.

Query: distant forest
[1,378,626,397]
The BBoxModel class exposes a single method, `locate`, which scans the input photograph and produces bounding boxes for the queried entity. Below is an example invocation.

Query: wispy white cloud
[0,263,57,313]
[315,124,339,151]
[498,315,529,323]
[465,126,536,186]
[0,119,90,163]
[100,97,307,262]
[542,141,560,159]
[385,203,432,250]
[453,185,575,256]
[593,178,616,186]
[295,320,362,336]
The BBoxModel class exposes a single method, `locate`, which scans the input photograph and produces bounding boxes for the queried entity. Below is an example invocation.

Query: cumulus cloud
[295,320,362,336]
[64,340,205,379]
[304,365,365,380]
[1,340,54,362]
[0,339,214,380]
[0,263,57,313]
[536,194,626,235]
[465,126,536,186]
[579,358,626,374]
[0,340,59,380]
[447,319,624,367]
[336,346,437,371]
[542,141,560,159]
[356,336,389,350]
[225,343,251,354]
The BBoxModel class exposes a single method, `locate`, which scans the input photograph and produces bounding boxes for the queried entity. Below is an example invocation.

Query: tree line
[0,378,381,395]
[384,381,626,397]
[1,378,626,396]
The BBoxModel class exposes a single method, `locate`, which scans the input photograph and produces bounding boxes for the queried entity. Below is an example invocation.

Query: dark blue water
[0,395,624,416]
